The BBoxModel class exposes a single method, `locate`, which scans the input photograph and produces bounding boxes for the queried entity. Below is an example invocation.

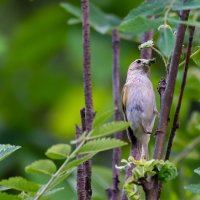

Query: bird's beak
[142,58,156,66]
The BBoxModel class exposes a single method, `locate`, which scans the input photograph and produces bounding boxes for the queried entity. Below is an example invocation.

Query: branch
[81,0,94,199]
[153,8,190,160]
[107,29,123,200]
[165,26,195,161]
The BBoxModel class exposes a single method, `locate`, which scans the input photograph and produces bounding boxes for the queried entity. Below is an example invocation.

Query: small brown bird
[122,59,157,159]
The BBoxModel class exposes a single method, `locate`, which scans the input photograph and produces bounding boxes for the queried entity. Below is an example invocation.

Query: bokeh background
[0,0,200,199]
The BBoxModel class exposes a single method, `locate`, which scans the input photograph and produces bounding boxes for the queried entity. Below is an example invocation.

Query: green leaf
[118,16,163,33]
[90,121,130,139]
[194,167,200,175]
[43,187,64,198]
[62,153,95,172]
[0,177,40,192]
[191,47,200,66]
[25,159,57,176]
[124,0,167,21]
[0,144,21,162]
[78,138,127,154]
[0,193,22,200]
[93,110,113,128]
[158,27,175,58]
[168,18,200,28]
[68,18,81,25]
[184,184,200,194]
[173,0,200,10]
[45,144,71,160]
[61,2,120,34]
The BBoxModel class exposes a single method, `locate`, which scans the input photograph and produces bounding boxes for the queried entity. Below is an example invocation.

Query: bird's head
[128,58,155,74]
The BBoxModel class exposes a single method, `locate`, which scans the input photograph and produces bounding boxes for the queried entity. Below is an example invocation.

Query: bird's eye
[136,60,141,64]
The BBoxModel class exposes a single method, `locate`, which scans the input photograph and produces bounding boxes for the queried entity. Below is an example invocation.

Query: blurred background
[0,0,199,199]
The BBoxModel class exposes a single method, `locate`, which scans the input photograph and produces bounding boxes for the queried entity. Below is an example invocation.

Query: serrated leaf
[0,144,21,162]
[0,177,40,193]
[25,160,57,176]
[173,0,200,10]
[90,121,130,139]
[194,167,200,175]
[61,2,120,34]
[0,186,11,192]
[45,144,71,160]
[78,138,127,154]
[158,28,175,58]
[0,193,22,200]
[62,153,95,172]
[93,110,113,128]
[124,0,167,21]
[118,16,163,33]
[184,184,200,194]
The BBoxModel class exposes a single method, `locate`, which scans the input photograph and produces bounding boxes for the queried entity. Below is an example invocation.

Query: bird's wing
[122,84,136,144]
[122,84,128,115]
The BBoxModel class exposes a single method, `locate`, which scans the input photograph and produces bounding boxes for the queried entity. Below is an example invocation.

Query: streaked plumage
[122,59,157,159]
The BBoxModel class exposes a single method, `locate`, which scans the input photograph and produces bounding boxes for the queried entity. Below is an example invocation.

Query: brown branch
[107,29,123,200]
[165,26,195,161]
[153,8,190,160]
[81,0,94,199]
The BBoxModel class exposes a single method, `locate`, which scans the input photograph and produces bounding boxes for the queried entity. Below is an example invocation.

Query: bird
[122,58,158,160]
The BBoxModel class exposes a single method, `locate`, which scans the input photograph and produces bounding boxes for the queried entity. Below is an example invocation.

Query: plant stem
[165,26,195,161]
[33,138,86,200]
[164,0,176,25]
[81,0,93,199]
[179,48,200,68]
[151,46,168,72]
[107,29,122,200]
[77,108,86,200]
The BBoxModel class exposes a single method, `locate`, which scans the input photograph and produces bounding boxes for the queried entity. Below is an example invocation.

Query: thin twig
[107,29,123,200]
[81,0,94,199]
[165,26,195,161]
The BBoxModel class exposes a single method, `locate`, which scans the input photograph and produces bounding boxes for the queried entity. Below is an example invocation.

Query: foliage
[0,0,200,199]
[117,157,177,200]
[0,112,129,200]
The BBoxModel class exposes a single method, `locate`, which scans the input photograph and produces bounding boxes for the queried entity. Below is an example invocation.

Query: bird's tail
[127,127,149,160]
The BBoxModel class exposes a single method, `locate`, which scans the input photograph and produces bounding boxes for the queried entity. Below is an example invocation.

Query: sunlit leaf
[25,160,57,176]
[62,153,95,172]
[0,177,39,192]
[0,145,21,162]
[78,138,127,154]
[45,144,71,160]
[90,121,130,139]
[0,193,21,200]
[93,110,113,128]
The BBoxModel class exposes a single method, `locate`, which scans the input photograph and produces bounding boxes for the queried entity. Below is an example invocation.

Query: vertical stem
[153,8,190,160]
[81,0,93,199]
[165,26,195,160]
[76,124,86,200]
[107,29,122,200]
